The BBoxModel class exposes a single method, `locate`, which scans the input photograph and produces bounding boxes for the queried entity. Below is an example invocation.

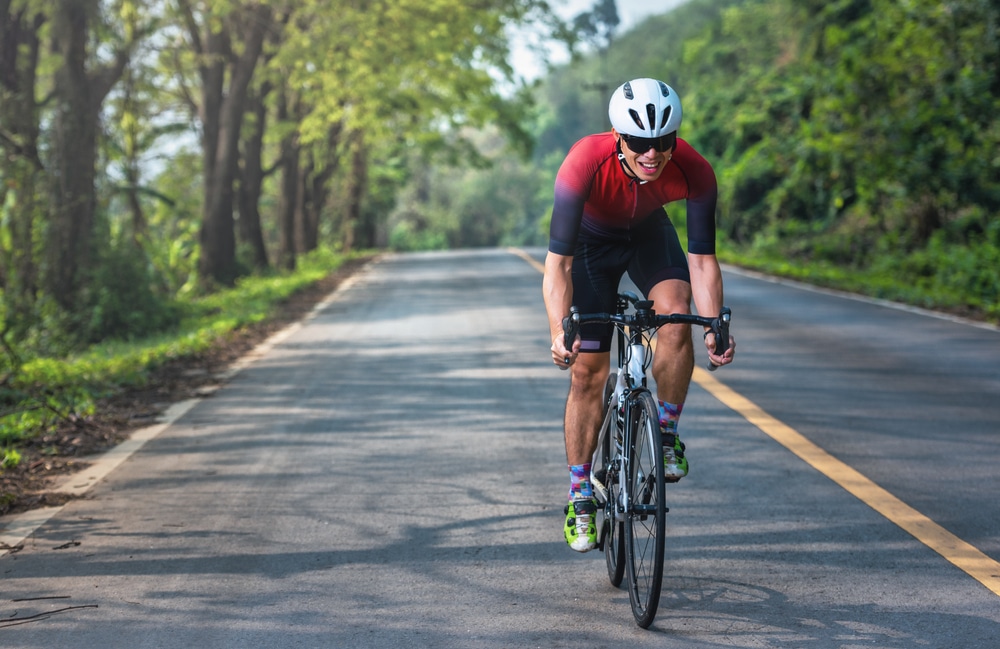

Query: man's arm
[689,252,735,366]
[543,251,579,366]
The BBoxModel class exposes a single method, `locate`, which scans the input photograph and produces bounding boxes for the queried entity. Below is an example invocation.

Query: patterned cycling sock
[657,400,684,438]
[568,463,593,500]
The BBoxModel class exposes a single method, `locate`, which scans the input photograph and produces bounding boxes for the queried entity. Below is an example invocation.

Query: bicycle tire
[624,389,665,628]
[598,373,625,588]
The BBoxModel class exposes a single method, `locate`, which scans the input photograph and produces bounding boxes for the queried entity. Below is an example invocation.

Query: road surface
[2,249,998,647]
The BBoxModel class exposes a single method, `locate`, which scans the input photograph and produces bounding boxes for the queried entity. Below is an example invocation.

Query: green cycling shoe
[663,432,688,482]
[564,498,598,552]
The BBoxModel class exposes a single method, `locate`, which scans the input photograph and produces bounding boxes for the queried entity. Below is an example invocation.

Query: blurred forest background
[1,0,998,461]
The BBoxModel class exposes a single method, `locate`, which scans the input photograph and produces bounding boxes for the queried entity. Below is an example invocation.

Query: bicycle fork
[591,368,629,505]
[592,389,636,552]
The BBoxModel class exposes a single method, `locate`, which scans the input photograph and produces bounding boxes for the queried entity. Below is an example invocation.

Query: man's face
[614,129,675,182]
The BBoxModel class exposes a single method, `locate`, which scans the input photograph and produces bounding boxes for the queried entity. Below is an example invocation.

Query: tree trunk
[46,0,128,312]
[294,155,313,253]
[305,150,338,251]
[342,131,368,253]
[276,138,300,270]
[303,162,324,252]
[0,2,45,337]
[119,65,147,246]
[275,85,299,270]
[301,124,342,253]
[192,2,271,286]
[237,83,271,271]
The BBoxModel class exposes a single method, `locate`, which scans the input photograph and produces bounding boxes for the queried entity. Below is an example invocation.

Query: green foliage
[2,448,21,470]
[0,248,355,454]
[389,221,451,252]
[387,126,553,250]
[144,149,204,296]
[81,240,183,344]
[3,0,999,426]
[513,0,1000,322]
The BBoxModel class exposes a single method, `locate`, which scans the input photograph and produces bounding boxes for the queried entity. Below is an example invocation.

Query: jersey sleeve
[676,142,718,255]
[548,138,598,256]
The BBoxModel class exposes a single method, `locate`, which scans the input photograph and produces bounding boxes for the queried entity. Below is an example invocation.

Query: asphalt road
[2,248,998,648]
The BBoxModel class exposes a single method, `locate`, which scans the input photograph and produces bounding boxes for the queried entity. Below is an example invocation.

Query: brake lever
[561,308,580,365]
[706,306,732,372]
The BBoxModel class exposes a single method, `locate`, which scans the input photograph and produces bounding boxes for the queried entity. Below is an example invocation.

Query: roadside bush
[0,247,354,464]
[82,242,182,344]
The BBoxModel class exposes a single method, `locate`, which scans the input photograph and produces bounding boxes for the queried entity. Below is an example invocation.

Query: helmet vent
[659,106,672,130]
[646,104,657,133]
[623,82,634,100]
[628,109,645,130]
[658,81,670,97]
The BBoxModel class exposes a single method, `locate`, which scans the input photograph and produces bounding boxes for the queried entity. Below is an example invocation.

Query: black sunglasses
[620,132,676,154]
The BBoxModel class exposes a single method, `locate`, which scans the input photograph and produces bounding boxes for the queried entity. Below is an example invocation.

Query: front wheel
[597,373,625,588]
[593,372,625,588]
[624,390,666,628]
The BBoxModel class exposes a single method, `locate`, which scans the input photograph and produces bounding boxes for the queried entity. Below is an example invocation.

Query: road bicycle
[562,292,731,628]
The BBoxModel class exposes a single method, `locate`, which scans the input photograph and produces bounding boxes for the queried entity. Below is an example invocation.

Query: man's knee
[569,354,608,393]
[648,278,692,315]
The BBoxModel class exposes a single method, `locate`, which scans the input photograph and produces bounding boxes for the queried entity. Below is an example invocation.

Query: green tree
[169,0,276,287]
[45,0,134,314]
[0,0,47,341]
[275,0,544,255]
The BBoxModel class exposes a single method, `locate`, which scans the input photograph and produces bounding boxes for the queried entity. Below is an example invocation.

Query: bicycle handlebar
[561,292,732,371]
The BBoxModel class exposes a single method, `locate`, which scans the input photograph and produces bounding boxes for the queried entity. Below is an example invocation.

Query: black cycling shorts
[572,209,689,353]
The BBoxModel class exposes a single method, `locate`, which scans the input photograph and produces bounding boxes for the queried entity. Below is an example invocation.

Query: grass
[717,237,1000,324]
[0,247,364,454]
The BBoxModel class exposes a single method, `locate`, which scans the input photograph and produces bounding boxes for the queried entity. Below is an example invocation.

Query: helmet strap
[616,141,648,185]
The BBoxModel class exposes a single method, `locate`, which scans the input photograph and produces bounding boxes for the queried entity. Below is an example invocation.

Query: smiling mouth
[637,160,660,174]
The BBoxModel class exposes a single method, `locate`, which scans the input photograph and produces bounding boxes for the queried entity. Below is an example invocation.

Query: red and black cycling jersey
[548,132,718,257]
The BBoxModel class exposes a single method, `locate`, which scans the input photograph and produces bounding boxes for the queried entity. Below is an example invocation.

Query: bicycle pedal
[591,470,609,502]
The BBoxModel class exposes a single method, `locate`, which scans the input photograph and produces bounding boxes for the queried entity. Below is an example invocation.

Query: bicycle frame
[566,291,731,509]
[561,291,731,627]
[592,296,647,510]
[590,295,661,522]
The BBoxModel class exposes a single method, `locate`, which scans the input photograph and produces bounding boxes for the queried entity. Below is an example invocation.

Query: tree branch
[176,0,203,56]
[0,126,44,170]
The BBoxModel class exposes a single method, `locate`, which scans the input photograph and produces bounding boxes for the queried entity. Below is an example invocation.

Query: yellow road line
[693,366,1000,597]
[508,247,1000,597]
[507,247,545,274]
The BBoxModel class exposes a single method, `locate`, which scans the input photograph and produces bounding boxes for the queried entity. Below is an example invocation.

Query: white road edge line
[0,265,371,556]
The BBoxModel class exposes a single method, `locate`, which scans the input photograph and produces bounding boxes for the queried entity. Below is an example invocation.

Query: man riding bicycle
[543,77,736,552]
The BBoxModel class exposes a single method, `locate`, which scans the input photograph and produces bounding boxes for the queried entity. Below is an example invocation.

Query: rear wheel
[624,390,665,628]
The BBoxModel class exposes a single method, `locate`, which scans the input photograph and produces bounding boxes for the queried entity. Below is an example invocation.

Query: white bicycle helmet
[608,78,682,138]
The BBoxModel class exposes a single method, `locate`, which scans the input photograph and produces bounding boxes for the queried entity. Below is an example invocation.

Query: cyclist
[543,77,736,552]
